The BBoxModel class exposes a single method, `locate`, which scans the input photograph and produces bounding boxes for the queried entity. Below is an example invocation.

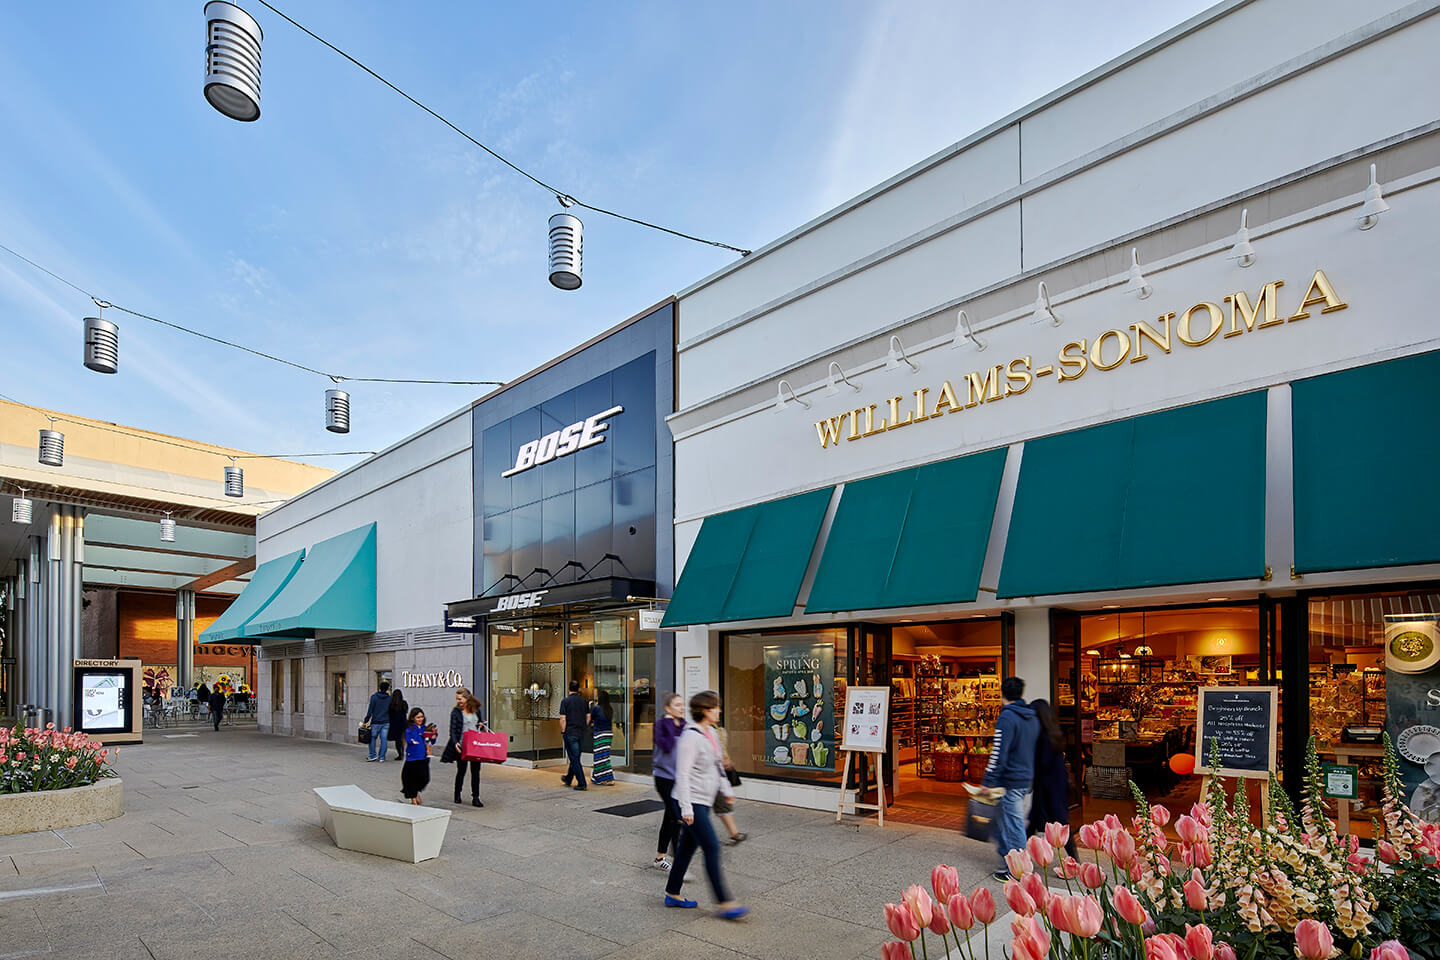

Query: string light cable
[249,0,750,257]
[0,240,505,387]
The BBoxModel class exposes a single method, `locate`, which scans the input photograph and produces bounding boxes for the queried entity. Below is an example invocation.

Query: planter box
[0,778,124,836]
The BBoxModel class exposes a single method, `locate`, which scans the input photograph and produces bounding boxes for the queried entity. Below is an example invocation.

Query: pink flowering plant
[877,736,1438,960]
[0,723,118,794]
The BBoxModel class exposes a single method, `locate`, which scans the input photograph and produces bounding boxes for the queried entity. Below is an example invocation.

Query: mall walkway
[0,729,1012,960]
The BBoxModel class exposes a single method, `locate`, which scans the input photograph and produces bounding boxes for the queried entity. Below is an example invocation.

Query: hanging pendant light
[38,422,64,467]
[12,488,32,524]
[159,511,176,543]
[548,201,583,290]
[325,388,350,434]
[83,304,119,374]
[204,1,264,122]
[224,459,244,498]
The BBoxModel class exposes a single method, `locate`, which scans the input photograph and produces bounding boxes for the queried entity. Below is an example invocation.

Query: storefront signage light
[401,669,466,689]
[811,270,1347,449]
[501,405,624,477]
[494,589,549,611]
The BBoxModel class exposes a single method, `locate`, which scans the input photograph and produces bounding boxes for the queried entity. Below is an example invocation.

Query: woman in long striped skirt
[590,690,615,785]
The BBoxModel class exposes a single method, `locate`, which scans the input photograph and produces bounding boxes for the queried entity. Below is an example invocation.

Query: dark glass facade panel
[542,491,577,585]
[481,511,512,595]
[481,421,511,518]
[574,480,613,578]
[572,373,614,490]
[510,500,543,589]
[613,466,656,583]
[540,390,577,501]
[611,354,657,476]
[510,406,543,509]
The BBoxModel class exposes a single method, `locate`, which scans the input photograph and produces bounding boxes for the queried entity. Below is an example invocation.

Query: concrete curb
[0,777,124,836]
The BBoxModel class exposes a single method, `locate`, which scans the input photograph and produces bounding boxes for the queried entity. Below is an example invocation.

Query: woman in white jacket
[663,690,750,920]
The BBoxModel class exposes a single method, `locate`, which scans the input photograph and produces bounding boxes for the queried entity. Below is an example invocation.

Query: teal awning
[1293,350,1440,573]
[244,523,377,638]
[661,489,833,628]
[198,549,304,644]
[998,391,1266,598]
[806,448,1007,613]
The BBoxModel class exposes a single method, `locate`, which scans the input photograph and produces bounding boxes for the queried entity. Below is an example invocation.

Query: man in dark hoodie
[982,676,1038,880]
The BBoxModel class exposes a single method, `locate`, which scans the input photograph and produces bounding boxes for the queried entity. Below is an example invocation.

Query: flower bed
[878,736,1440,960]
[1,724,118,794]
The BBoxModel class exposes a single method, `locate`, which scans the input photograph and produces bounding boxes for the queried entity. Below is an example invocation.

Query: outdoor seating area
[312,783,451,863]
[142,694,257,729]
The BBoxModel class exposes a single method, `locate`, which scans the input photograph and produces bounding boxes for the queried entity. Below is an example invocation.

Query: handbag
[461,727,508,764]
[439,741,459,764]
[358,722,371,745]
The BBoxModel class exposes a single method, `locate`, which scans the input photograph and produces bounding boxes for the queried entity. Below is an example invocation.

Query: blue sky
[0,1,1212,463]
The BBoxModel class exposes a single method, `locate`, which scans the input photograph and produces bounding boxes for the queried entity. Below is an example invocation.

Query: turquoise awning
[806,448,1007,613]
[661,489,833,628]
[244,523,377,638]
[1293,350,1440,573]
[998,391,1267,598]
[198,549,304,644]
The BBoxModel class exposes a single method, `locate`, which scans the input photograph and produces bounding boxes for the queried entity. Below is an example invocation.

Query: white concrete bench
[313,784,451,863]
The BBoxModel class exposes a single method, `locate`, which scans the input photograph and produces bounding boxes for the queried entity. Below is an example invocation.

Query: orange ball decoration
[1169,752,1196,776]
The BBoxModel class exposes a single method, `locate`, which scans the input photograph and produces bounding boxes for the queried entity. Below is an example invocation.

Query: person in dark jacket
[1027,698,1077,857]
[388,688,409,760]
[400,707,431,804]
[444,688,485,807]
[982,676,1038,879]
[208,686,226,731]
[651,693,686,870]
[363,681,392,762]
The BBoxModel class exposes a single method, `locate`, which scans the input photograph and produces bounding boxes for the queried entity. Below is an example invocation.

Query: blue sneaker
[717,906,751,921]
[664,895,698,908]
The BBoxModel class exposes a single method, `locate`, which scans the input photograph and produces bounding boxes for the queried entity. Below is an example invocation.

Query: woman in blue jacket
[401,708,431,804]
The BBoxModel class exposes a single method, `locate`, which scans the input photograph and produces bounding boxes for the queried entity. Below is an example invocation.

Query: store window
[332,673,347,716]
[723,628,846,784]
[291,659,304,713]
[376,669,393,691]
[489,619,565,763]
[271,661,284,710]
[1307,587,1440,834]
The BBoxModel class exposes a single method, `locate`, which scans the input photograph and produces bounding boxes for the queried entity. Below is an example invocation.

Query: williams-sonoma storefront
[665,0,1440,828]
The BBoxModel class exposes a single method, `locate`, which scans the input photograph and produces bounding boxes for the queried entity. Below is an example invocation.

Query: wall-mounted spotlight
[1229,208,1256,267]
[1030,281,1060,326]
[1123,248,1152,300]
[38,420,64,467]
[203,1,264,122]
[548,199,583,290]
[1357,163,1390,230]
[885,336,918,373]
[83,302,119,374]
[951,309,985,351]
[160,511,177,543]
[325,388,350,434]
[11,488,32,524]
[823,361,861,397]
[774,379,811,411]
[224,458,244,498]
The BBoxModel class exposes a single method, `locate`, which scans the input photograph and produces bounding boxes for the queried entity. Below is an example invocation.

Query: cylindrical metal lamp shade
[224,465,244,498]
[38,429,64,467]
[83,316,119,373]
[204,1,263,122]
[325,389,350,434]
[548,213,583,290]
[12,496,32,524]
[159,516,176,542]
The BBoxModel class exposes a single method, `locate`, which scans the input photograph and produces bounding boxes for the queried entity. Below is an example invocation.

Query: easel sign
[1195,686,1278,821]
[836,686,890,827]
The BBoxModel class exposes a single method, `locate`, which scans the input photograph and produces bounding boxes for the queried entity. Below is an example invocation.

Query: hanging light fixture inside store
[1030,281,1060,326]
[823,361,862,397]
[952,309,985,351]
[11,488,32,524]
[1123,248,1153,300]
[82,303,119,374]
[224,458,244,498]
[548,200,583,290]
[885,336,918,373]
[325,388,350,434]
[1357,163,1390,230]
[774,379,810,411]
[159,511,176,543]
[38,420,64,467]
[1133,610,1152,656]
[1229,208,1256,267]
[203,1,264,122]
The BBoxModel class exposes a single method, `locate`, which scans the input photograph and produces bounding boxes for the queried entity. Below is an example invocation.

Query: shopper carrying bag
[445,688,485,807]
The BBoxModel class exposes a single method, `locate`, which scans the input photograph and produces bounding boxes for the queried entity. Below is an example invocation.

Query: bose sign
[494,589,548,612]
[500,405,624,478]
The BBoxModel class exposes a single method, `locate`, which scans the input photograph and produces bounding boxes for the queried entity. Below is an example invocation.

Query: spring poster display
[1384,617,1440,824]
[763,642,834,771]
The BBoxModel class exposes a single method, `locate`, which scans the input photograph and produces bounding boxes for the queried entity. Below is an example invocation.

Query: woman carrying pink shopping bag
[443,688,486,807]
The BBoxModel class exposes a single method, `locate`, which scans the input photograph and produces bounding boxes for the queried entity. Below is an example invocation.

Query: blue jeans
[666,803,732,903]
[562,734,585,788]
[368,721,389,759]
[994,786,1030,870]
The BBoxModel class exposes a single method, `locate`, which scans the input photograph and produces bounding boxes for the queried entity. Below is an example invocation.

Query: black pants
[401,758,430,799]
[654,775,680,857]
[665,803,731,903]
[393,739,405,760]
[211,708,222,730]
[454,759,481,799]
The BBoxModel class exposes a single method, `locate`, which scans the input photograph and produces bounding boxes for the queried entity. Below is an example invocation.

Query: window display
[724,628,845,784]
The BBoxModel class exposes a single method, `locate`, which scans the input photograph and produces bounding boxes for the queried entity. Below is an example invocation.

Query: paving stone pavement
[0,730,1017,960]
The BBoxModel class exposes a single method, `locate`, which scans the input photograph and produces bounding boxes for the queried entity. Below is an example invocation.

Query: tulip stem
[919,930,929,960]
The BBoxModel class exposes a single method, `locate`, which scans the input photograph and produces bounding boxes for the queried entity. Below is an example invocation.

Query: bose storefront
[445,300,676,775]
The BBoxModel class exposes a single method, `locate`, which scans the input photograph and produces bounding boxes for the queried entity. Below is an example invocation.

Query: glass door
[489,618,564,762]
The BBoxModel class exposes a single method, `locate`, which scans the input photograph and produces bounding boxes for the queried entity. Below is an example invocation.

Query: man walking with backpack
[364,681,393,762]
[983,676,1039,880]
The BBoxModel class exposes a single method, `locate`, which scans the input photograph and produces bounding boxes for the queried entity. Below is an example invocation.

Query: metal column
[27,537,44,715]
[176,589,196,690]
[46,507,62,719]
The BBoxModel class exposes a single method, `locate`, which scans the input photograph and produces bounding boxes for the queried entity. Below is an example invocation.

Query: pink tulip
[931,864,960,904]
[1151,804,1172,827]
[947,892,974,931]
[1189,802,1213,827]
[1046,896,1068,932]
[1192,841,1214,868]
[971,886,997,924]
[1026,915,1051,956]
[1186,924,1215,960]
[1005,848,1034,878]
[1027,834,1055,868]
[1074,895,1104,938]
[881,942,914,960]
[1046,822,1071,850]
[1216,943,1237,960]
[928,909,950,937]
[1294,920,1334,960]
[1108,828,1137,867]
[1058,856,1082,879]
[1113,885,1149,926]
[1146,936,1180,960]
[1012,934,1043,960]
[1080,861,1104,889]
[1077,822,1105,850]
[1377,840,1400,864]
[1184,870,1208,910]
[1103,813,1123,832]
[884,903,921,941]
[1005,880,1036,917]
[902,885,933,928]
[1369,941,1409,960]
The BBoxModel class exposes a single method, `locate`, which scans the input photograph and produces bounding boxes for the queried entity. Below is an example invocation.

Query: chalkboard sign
[1195,686,1277,779]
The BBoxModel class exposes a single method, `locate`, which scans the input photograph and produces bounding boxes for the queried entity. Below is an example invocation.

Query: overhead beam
[180,555,257,593]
